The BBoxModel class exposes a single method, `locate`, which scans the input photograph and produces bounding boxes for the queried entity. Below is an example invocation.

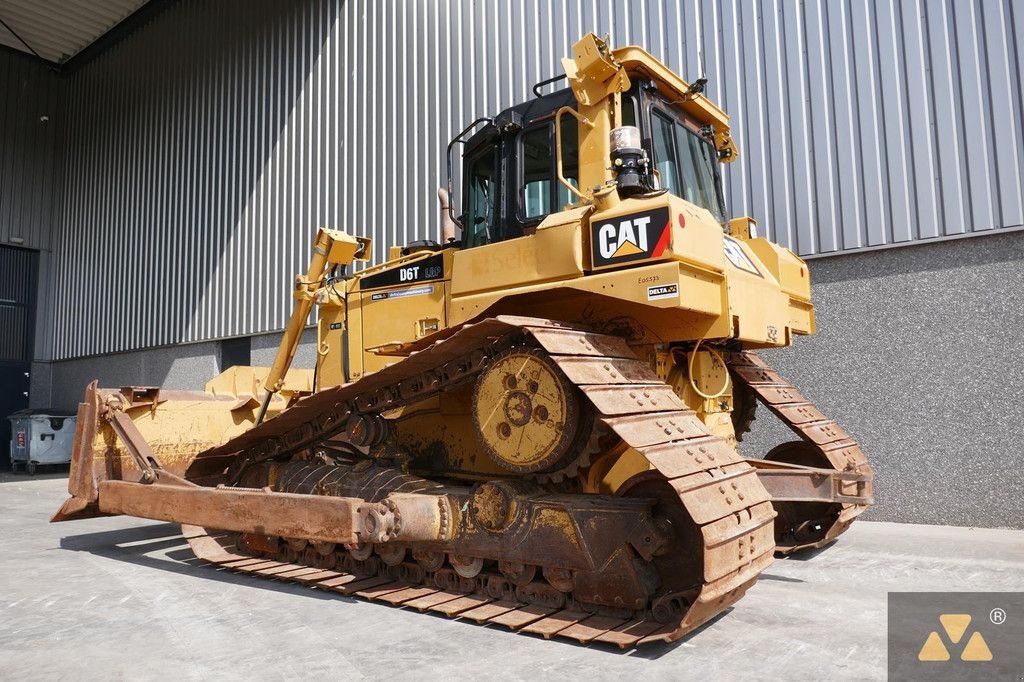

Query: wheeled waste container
[7,409,76,474]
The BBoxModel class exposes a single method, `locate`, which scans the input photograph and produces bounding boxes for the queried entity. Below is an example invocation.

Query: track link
[186,526,676,647]
[184,317,778,646]
[529,325,776,638]
[728,351,874,553]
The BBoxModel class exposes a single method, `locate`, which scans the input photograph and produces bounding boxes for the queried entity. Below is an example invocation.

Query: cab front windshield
[650,108,727,223]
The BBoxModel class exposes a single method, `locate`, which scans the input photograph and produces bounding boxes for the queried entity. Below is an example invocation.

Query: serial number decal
[647,284,678,301]
[360,253,444,290]
[370,284,434,301]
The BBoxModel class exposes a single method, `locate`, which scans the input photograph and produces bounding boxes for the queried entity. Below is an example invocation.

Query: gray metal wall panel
[0,49,58,252]
[40,0,1024,359]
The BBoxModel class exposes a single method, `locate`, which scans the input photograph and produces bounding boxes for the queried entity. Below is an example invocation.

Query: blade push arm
[257,228,370,424]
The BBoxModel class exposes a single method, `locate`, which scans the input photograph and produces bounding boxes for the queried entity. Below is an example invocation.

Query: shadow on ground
[55,521,710,657]
[57,522,340,601]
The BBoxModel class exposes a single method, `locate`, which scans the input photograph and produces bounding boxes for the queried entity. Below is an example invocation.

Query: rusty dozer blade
[51,381,102,522]
[53,381,242,521]
[52,375,311,522]
[54,383,454,545]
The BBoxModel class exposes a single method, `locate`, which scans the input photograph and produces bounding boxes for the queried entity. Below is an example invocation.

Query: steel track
[182,316,865,645]
[728,352,874,553]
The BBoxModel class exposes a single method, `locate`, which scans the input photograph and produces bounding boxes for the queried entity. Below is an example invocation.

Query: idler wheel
[472,348,583,473]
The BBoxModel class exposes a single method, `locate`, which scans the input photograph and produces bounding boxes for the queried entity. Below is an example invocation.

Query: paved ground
[2,472,1023,680]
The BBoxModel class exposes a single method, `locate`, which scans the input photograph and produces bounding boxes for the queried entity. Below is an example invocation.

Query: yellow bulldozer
[53,34,872,647]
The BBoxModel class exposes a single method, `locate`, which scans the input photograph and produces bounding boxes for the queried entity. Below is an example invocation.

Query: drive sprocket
[471,347,590,475]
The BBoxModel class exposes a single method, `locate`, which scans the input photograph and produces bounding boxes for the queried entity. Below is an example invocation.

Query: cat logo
[599,216,651,258]
[592,207,671,267]
[917,614,993,662]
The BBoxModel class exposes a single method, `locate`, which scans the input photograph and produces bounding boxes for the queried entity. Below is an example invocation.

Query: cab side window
[554,113,580,210]
[464,145,497,248]
[652,111,681,197]
[650,107,726,222]
[518,114,579,223]
[676,125,722,220]
[522,126,553,219]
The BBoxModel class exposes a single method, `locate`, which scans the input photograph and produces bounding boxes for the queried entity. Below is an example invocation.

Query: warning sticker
[723,237,762,276]
[647,284,678,301]
[370,284,434,301]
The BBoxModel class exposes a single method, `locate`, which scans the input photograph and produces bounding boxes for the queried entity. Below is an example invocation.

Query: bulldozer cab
[454,79,728,249]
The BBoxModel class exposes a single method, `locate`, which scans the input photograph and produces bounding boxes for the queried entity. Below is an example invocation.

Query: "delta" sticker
[592,207,671,267]
[647,284,678,301]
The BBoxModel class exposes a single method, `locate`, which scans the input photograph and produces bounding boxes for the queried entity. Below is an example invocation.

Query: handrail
[554,106,592,201]
[445,117,493,229]
[532,73,567,98]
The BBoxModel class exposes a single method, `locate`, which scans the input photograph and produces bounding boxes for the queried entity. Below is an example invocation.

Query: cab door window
[521,126,553,219]
[463,144,497,248]
[651,111,681,197]
[518,115,579,223]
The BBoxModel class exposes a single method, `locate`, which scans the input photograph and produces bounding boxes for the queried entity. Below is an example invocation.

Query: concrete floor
[2,473,1022,681]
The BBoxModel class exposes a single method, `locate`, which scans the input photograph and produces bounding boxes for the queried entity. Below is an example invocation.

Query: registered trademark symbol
[990,607,1006,625]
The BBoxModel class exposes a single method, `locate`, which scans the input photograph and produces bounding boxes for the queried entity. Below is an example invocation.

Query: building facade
[1,0,1021,527]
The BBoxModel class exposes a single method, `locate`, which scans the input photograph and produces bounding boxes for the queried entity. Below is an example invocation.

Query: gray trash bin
[7,409,77,475]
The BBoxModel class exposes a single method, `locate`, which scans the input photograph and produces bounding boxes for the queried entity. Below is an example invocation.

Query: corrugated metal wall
[52,1,342,359]
[0,49,60,251]
[45,0,1024,359]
